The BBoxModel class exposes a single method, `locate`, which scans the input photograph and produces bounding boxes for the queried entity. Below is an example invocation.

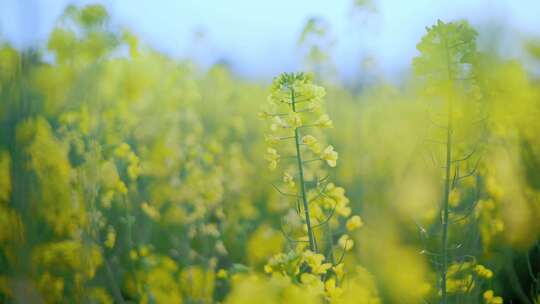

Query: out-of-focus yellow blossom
[265,134,281,145]
[314,114,333,128]
[129,255,183,304]
[100,190,115,209]
[37,272,65,303]
[270,116,289,131]
[0,45,19,86]
[129,249,138,261]
[115,180,128,194]
[346,215,364,231]
[0,151,11,202]
[303,250,332,274]
[448,188,461,207]
[319,183,351,218]
[338,234,354,251]
[483,290,503,304]
[283,172,296,188]
[300,273,324,294]
[474,264,494,279]
[446,274,474,294]
[333,263,344,279]
[32,240,103,282]
[217,269,228,279]
[104,226,116,248]
[139,245,150,257]
[446,261,492,292]
[0,206,21,244]
[302,135,321,154]
[225,274,322,304]
[325,278,343,301]
[265,148,280,170]
[180,266,215,302]
[100,161,120,188]
[288,113,303,128]
[338,266,381,304]
[141,202,160,220]
[16,117,83,235]
[248,224,284,266]
[264,251,302,277]
[321,145,338,167]
[114,143,131,157]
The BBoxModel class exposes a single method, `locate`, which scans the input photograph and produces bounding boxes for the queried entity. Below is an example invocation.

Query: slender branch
[309,180,331,203]
[456,156,482,181]
[271,183,301,198]
[291,88,317,253]
[452,144,479,163]
[280,219,310,246]
[313,203,337,228]
[303,158,323,164]
[336,239,350,264]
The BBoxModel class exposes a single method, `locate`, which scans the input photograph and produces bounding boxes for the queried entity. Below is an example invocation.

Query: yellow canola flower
[333,263,344,278]
[346,215,364,231]
[115,180,128,194]
[321,145,338,167]
[302,135,317,145]
[314,114,333,128]
[474,264,494,279]
[270,116,289,131]
[265,148,280,171]
[217,269,228,279]
[287,113,303,128]
[264,134,280,145]
[300,273,324,294]
[303,250,332,275]
[325,278,343,301]
[446,274,474,294]
[338,234,354,251]
[283,172,296,188]
[483,290,503,304]
[302,135,321,154]
[225,274,323,304]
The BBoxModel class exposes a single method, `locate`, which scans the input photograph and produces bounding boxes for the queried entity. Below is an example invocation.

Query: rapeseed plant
[258,72,367,303]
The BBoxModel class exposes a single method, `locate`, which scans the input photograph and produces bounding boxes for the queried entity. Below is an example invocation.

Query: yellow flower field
[1,3,540,303]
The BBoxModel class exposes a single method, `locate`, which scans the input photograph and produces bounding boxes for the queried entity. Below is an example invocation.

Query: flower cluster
[259,73,365,302]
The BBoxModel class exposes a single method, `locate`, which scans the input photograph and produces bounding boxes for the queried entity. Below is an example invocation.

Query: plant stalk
[441,35,454,304]
[291,88,317,253]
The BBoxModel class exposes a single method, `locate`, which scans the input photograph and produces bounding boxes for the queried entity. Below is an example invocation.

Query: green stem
[291,88,317,253]
[324,222,335,264]
[441,35,454,304]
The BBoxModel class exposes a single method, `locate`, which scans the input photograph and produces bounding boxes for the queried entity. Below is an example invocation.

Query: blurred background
[2,0,540,81]
[1,1,540,304]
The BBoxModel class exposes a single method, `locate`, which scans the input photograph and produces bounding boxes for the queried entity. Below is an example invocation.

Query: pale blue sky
[1,0,539,80]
